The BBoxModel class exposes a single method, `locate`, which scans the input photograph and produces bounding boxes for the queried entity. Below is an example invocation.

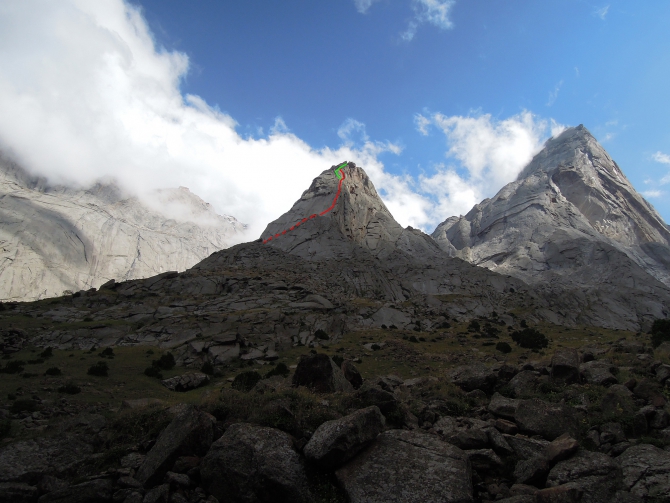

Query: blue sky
[0,0,668,238]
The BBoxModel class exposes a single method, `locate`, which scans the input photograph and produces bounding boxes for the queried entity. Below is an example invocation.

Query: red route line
[263,166,347,244]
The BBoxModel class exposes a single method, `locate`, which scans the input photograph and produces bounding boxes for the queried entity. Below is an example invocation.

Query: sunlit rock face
[262,162,441,262]
[0,154,245,301]
[432,125,670,328]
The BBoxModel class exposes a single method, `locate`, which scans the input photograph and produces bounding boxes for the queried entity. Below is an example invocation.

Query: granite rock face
[0,154,245,301]
[432,125,670,330]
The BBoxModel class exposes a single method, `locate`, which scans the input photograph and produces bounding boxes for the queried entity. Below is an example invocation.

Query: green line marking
[334,162,347,180]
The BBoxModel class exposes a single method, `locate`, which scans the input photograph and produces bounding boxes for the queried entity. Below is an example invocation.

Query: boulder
[514,455,551,486]
[433,416,490,450]
[546,450,623,503]
[466,449,502,471]
[142,484,169,503]
[655,364,670,384]
[201,423,312,503]
[550,348,580,384]
[356,385,399,416]
[0,434,94,484]
[545,433,579,464]
[506,371,539,397]
[341,360,363,389]
[580,361,618,386]
[292,354,353,393]
[450,364,497,393]
[494,418,518,434]
[336,429,473,503]
[488,393,521,420]
[160,372,209,392]
[535,486,583,503]
[136,406,215,487]
[304,406,385,469]
[600,423,626,445]
[37,479,113,503]
[618,443,670,501]
[515,399,579,440]
[503,435,550,460]
[601,385,636,417]
[0,483,38,503]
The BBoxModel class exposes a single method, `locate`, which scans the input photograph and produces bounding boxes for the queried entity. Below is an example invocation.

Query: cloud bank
[0,0,560,241]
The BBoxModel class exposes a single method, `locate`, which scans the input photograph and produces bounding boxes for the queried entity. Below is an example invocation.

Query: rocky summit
[1,125,670,503]
[0,154,245,302]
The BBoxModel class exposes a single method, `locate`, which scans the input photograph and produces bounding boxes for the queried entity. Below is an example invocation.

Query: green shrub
[201,361,215,375]
[496,342,512,353]
[154,352,176,370]
[57,383,81,394]
[22,372,38,378]
[371,344,381,351]
[87,361,109,377]
[331,355,344,367]
[144,366,162,379]
[232,371,262,392]
[39,347,53,358]
[468,320,481,332]
[45,367,62,376]
[99,347,115,358]
[27,358,44,364]
[520,319,528,328]
[314,330,329,340]
[265,362,290,379]
[651,319,670,348]
[511,328,548,349]
[408,336,419,343]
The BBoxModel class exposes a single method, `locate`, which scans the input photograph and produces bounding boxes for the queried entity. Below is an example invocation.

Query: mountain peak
[261,162,441,260]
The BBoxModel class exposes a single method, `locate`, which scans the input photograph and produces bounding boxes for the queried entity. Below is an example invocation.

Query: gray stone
[433,416,490,450]
[503,435,550,460]
[201,423,312,503]
[488,392,521,420]
[304,406,385,469]
[292,354,353,393]
[0,434,94,484]
[514,455,551,486]
[37,479,113,503]
[341,360,363,389]
[450,364,497,393]
[618,443,670,501]
[336,429,473,503]
[466,448,502,470]
[655,364,670,384]
[535,486,583,503]
[356,385,399,416]
[580,360,618,386]
[600,423,626,444]
[515,399,579,440]
[142,484,169,503]
[160,373,209,392]
[546,450,623,503]
[545,433,579,464]
[551,348,580,384]
[505,371,539,398]
[136,406,215,487]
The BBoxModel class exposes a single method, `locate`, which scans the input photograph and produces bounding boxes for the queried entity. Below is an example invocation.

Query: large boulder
[161,372,209,392]
[488,393,521,420]
[546,450,622,503]
[336,429,473,503]
[136,406,215,487]
[450,364,497,394]
[503,435,549,460]
[341,360,363,389]
[515,399,579,440]
[601,385,636,417]
[292,354,353,393]
[618,443,670,501]
[505,371,539,398]
[550,348,580,384]
[304,406,385,469]
[356,385,399,416]
[200,423,312,503]
[0,434,94,484]
[580,361,618,386]
[37,479,113,503]
[433,417,490,450]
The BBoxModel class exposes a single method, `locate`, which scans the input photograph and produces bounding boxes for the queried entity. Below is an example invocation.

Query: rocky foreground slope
[0,154,245,302]
[433,126,670,328]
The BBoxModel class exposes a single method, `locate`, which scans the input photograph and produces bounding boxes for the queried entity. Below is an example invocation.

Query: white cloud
[353,0,380,14]
[415,114,432,135]
[642,190,663,199]
[0,0,414,240]
[652,151,670,165]
[402,0,456,41]
[595,5,610,20]
[547,80,563,107]
[0,0,562,239]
